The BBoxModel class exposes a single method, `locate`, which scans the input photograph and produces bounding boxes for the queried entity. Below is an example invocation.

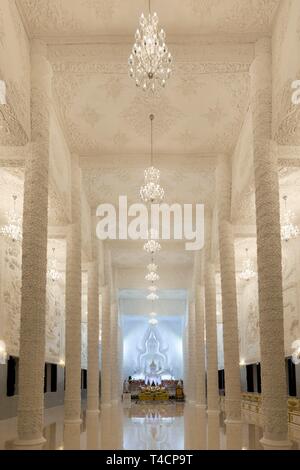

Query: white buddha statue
[134,325,173,385]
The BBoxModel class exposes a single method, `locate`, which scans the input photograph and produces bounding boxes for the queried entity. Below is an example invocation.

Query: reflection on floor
[1,402,300,450]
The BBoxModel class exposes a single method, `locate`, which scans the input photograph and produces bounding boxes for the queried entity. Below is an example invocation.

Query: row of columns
[186,37,290,450]
[13,41,121,447]
[8,37,290,449]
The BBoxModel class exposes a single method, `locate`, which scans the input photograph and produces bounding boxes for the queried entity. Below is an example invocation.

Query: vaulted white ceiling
[14,0,281,280]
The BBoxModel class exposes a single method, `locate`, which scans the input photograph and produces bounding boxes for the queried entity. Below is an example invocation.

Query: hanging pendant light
[128,0,172,92]
[147,292,159,300]
[281,195,299,242]
[143,238,161,254]
[148,285,158,292]
[145,271,160,282]
[140,114,165,204]
[0,195,22,242]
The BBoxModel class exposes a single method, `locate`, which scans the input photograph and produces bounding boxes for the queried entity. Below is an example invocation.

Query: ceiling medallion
[281,195,300,242]
[128,0,172,92]
[239,248,256,282]
[140,114,165,204]
[0,195,22,242]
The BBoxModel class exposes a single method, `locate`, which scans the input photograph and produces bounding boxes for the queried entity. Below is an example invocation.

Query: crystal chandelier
[147,292,159,300]
[0,195,22,242]
[149,311,157,317]
[145,271,160,282]
[149,318,158,325]
[47,247,62,282]
[140,115,165,203]
[148,285,157,292]
[144,239,161,254]
[239,248,256,281]
[281,195,300,242]
[128,1,172,92]
[147,262,158,272]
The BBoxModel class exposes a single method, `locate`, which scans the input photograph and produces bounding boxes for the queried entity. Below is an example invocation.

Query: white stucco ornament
[291,339,300,365]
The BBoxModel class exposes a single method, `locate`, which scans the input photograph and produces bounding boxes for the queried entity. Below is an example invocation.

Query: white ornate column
[64,156,82,424]
[87,259,100,416]
[207,413,220,450]
[250,38,290,449]
[111,302,119,404]
[195,284,206,408]
[100,285,111,407]
[216,155,241,423]
[187,301,196,404]
[205,262,219,414]
[16,41,51,446]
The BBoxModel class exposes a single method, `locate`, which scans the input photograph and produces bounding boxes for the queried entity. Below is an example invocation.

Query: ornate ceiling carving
[49,43,250,157]
[17,0,279,37]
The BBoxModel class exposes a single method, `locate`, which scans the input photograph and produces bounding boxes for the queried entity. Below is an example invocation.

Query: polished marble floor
[1,402,299,450]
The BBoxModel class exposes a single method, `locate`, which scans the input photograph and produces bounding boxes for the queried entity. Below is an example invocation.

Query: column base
[260,436,292,450]
[207,409,220,416]
[64,418,82,425]
[14,436,46,448]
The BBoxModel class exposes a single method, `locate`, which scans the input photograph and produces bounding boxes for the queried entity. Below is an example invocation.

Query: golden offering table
[139,386,169,401]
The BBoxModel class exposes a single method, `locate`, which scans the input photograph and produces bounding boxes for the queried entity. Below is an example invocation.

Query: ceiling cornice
[28,33,265,46]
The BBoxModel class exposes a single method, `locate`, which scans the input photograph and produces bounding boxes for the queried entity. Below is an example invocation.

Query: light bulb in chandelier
[0,195,22,242]
[281,195,300,242]
[128,1,173,92]
[149,318,158,325]
[239,248,256,282]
